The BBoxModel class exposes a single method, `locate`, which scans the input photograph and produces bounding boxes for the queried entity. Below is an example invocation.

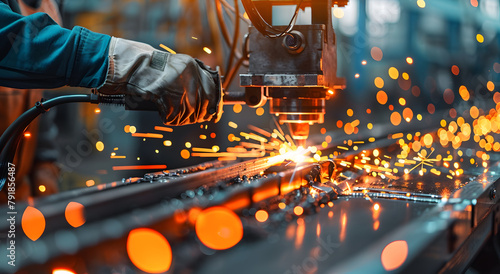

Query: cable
[0,94,98,153]
[219,0,251,24]
[205,0,226,75]
[223,57,245,90]
[225,0,240,77]
[0,94,99,190]
[223,33,250,90]
[221,0,237,25]
[241,0,304,38]
[215,0,233,48]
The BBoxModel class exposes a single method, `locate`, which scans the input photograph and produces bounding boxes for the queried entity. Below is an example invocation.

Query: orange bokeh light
[181,149,190,159]
[255,210,269,222]
[402,108,413,122]
[381,240,408,271]
[470,106,479,119]
[459,85,470,101]
[487,81,495,92]
[494,62,500,73]
[371,47,383,61]
[65,202,86,228]
[423,134,433,147]
[294,206,304,216]
[344,123,354,135]
[85,179,95,187]
[127,228,172,273]
[22,206,45,241]
[411,86,421,97]
[374,77,384,89]
[390,112,402,126]
[188,207,202,224]
[195,207,243,250]
[443,89,454,104]
[233,104,242,113]
[427,103,435,114]
[376,90,388,105]
[494,92,500,104]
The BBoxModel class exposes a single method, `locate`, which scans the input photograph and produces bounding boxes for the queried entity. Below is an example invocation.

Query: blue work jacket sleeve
[0,2,111,89]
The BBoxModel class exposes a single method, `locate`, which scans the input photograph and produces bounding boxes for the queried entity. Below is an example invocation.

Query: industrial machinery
[225,0,347,145]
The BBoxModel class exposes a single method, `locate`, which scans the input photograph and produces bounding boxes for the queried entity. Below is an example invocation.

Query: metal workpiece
[201,198,436,274]
[335,165,500,274]
[0,156,332,273]
[5,133,500,273]
[196,160,500,274]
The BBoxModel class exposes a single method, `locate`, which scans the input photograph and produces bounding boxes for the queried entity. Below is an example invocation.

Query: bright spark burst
[406,148,440,175]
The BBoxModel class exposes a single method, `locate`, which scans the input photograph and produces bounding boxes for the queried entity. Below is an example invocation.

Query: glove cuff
[195,59,223,123]
[96,37,119,93]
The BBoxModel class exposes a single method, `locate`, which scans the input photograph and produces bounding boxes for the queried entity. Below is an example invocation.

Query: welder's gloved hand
[97,37,222,126]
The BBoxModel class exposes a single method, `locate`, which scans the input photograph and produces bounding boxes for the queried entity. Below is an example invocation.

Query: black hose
[225,0,240,76]
[223,57,245,90]
[0,94,98,153]
[0,94,100,190]
[223,32,250,90]
[215,0,233,48]
[241,0,304,38]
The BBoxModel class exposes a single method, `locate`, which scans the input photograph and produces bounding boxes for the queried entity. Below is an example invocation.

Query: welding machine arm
[97,37,223,126]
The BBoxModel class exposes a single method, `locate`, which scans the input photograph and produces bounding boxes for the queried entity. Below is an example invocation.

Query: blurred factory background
[44,0,500,191]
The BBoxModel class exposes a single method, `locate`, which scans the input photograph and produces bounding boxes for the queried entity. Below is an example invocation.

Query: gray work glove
[98,37,222,125]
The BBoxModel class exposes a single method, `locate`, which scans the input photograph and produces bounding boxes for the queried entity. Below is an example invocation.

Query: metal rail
[0,156,329,272]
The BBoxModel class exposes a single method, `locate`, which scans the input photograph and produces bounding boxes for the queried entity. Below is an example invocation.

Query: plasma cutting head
[288,122,310,147]
[225,0,347,145]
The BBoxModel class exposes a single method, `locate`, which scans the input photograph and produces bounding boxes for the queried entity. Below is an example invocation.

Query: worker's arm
[0,1,110,89]
[0,1,222,125]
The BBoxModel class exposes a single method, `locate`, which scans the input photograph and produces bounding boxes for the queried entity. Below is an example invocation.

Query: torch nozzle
[288,122,310,148]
